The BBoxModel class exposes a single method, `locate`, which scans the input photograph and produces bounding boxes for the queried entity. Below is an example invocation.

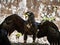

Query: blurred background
[0,0,60,45]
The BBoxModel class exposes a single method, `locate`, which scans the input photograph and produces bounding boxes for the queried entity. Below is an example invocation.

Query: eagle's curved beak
[23,13,29,21]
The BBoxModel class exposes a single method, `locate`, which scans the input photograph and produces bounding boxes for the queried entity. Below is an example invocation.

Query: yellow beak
[24,14,28,18]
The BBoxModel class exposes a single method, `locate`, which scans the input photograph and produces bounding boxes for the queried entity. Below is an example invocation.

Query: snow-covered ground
[9,30,50,45]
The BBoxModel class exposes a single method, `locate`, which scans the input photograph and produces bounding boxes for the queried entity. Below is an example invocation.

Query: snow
[9,30,50,45]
